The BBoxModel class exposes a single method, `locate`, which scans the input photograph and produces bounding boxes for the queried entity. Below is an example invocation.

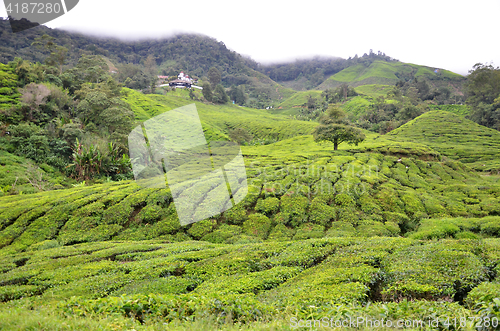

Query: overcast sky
[2,0,499,75]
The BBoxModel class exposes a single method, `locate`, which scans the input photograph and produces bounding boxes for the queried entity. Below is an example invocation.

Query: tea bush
[242,213,272,239]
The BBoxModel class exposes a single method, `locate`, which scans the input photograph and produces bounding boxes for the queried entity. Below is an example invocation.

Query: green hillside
[271,90,324,115]
[122,88,317,144]
[2,132,500,328]
[354,84,394,97]
[320,60,463,88]
[1,137,499,252]
[2,26,500,330]
[386,110,500,172]
[0,150,73,195]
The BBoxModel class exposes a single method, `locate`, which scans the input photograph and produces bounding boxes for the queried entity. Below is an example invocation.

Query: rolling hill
[386,110,500,172]
[2,89,500,329]
[3,20,500,331]
[319,60,464,89]
[122,88,317,143]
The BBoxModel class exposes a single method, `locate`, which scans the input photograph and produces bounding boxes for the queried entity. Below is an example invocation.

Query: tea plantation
[1,90,500,330]
[2,131,500,329]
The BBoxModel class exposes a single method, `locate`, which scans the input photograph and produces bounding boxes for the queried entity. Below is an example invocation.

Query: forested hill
[1,18,464,93]
[0,18,260,84]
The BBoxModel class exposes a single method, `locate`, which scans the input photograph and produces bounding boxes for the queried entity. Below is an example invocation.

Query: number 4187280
[6,2,62,14]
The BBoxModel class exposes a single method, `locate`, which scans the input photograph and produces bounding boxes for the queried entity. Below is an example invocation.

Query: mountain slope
[319,60,464,89]
[122,88,317,143]
[386,110,500,171]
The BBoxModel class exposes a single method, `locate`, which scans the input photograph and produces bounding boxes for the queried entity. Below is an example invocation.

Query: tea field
[1,90,500,330]
[1,135,500,329]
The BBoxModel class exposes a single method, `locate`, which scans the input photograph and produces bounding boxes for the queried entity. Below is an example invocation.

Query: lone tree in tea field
[313,105,365,150]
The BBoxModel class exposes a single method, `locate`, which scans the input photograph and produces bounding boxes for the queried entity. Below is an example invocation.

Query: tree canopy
[465,63,500,130]
[313,105,365,150]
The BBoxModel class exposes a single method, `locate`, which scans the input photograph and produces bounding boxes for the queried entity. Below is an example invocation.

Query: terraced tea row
[0,238,498,327]
[1,151,500,253]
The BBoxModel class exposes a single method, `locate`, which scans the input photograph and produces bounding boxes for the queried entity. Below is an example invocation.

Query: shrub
[194,266,302,295]
[292,223,325,240]
[223,204,247,225]
[112,277,201,296]
[359,193,382,214]
[382,212,409,225]
[357,221,392,237]
[384,221,400,236]
[400,191,426,217]
[325,222,357,237]
[481,198,500,215]
[149,212,181,237]
[242,213,271,239]
[137,204,163,223]
[267,224,295,241]
[409,220,460,240]
[255,197,280,215]
[336,207,361,224]
[0,284,44,302]
[480,217,500,236]
[308,198,335,226]
[187,219,217,240]
[225,234,263,244]
[263,239,341,268]
[465,282,500,307]
[201,224,242,244]
[280,195,308,227]
[375,188,405,213]
[455,231,481,239]
[334,193,356,207]
[381,241,488,301]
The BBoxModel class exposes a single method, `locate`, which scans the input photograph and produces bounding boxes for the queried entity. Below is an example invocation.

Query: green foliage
[267,223,295,241]
[0,62,20,115]
[222,204,247,225]
[243,213,272,239]
[308,198,335,226]
[409,217,500,240]
[313,106,366,150]
[381,241,488,301]
[292,223,325,240]
[325,60,462,88]
[464,63,500,130]
[386,110,500,171]
[201,224,242,244]
[280,195,309,227]
[187,219,217,240]
[255,197,280,215]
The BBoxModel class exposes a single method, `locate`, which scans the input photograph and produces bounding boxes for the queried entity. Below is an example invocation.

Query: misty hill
[1,18,465,98]
[0,18,258,80]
